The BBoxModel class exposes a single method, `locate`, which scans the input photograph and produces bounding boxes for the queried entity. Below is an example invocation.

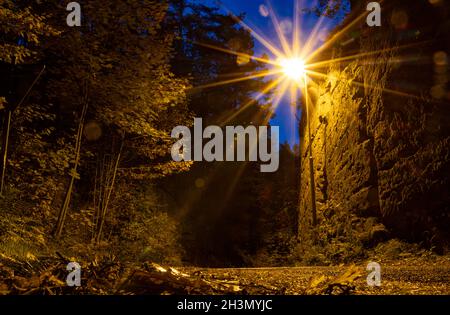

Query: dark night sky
[204,0,349,144]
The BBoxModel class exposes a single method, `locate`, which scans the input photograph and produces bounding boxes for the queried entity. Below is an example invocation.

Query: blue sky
[203,0,348,145]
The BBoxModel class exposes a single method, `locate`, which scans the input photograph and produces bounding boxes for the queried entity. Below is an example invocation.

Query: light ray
[290,82,298,108]
[266,0,292,56]
[220,75,287,126]
[306,69,423,100]
[292,0,303,57]
[307,41,432,69]
[191,40,278,66]
[262,78,291,125]
[188,0,424,150]
[305,9,371,63]
[219,162,249,213]
[225,11,285,58]
[190,69,282,92]
[300,3,331,59]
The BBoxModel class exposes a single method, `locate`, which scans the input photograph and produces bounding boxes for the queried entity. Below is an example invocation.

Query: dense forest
[0,0,449,297]
[0,0,300,267]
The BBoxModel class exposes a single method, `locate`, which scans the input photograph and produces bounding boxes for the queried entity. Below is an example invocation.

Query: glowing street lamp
[279,58,306,81]
[194,1,332,229]
[279,57,317,227]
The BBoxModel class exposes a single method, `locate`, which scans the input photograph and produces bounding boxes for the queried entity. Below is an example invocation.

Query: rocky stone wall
[299,18,450,249]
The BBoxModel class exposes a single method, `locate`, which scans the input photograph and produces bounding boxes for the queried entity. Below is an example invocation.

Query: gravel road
[182,260,450,295]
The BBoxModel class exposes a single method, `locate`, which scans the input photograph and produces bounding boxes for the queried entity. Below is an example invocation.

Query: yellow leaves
[0,4,60,64]
[0,253,18,264]
[334,264,362,284]
[309,274,328,289]
[0,96,6,110]
[25,252,37,261]
[0,44,33,64]
[121,262,244,295]
[68,168,81,180]
[306,265,362,295]
[169,267,190,278]
[35,234,46,247]
[69,209,95,230]
[0,282,10,295]
[44,274,65,287]
[151,263,168,273]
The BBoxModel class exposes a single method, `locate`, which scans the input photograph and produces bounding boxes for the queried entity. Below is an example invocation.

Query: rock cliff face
[299,1,450,249]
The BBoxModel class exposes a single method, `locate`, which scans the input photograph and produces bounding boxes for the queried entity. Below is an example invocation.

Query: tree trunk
[54,96,88,238]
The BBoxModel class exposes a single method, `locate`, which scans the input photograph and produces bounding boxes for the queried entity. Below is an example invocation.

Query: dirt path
[182,262,450,295]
